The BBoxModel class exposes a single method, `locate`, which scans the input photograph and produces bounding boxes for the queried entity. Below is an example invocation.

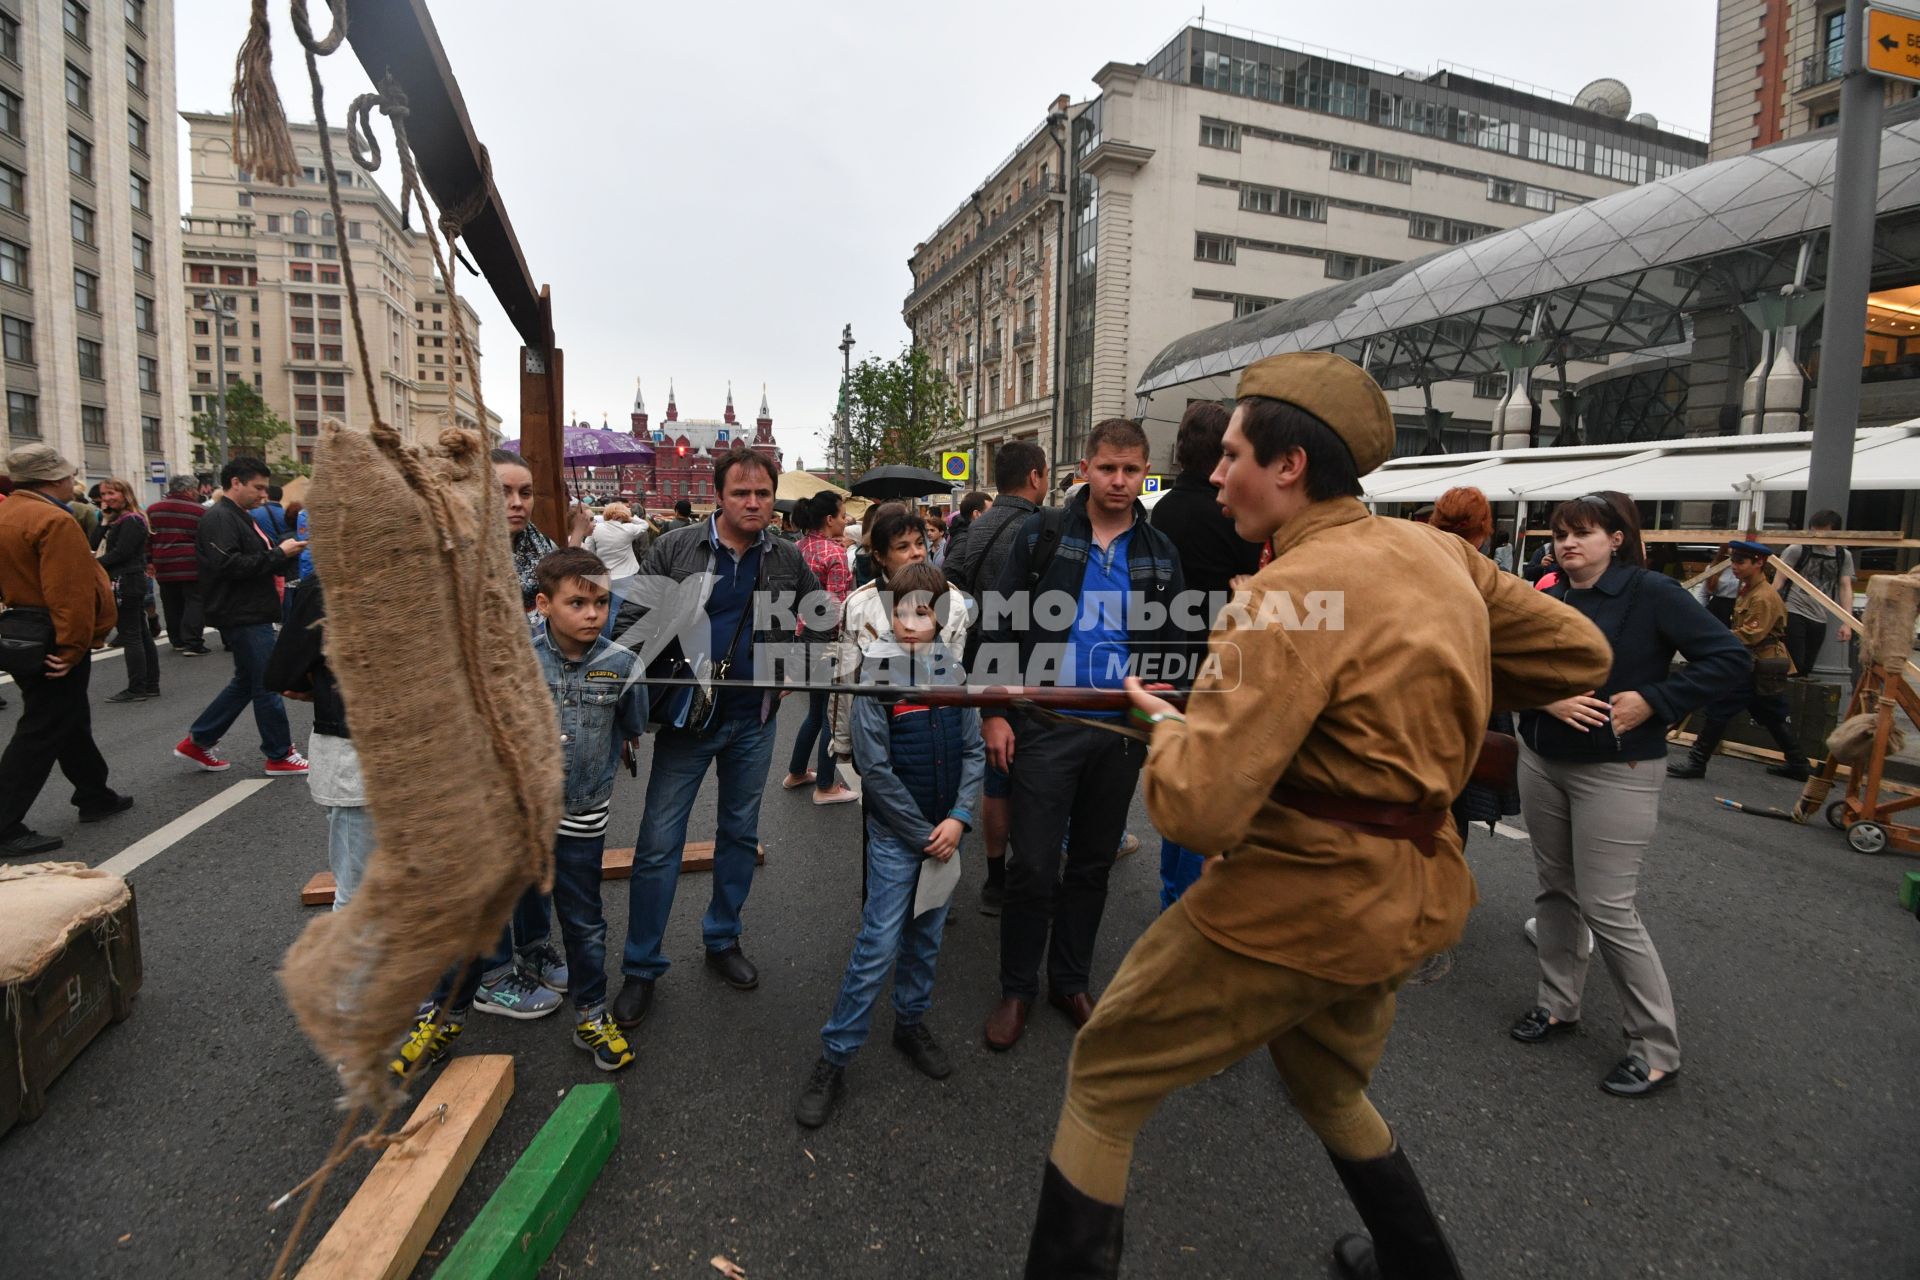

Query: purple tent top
[501,425,656,465]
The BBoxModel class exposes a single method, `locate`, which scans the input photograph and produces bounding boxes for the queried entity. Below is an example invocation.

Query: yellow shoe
[389,1008,465,1079]
[573,1009,634,1072]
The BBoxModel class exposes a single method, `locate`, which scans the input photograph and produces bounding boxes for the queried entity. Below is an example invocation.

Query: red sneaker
[172,737,230,772]
[264,750,310,777]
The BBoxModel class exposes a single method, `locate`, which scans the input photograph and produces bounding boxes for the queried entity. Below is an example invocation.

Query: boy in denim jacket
[392,548,647,1076]
[795,561,983,1128]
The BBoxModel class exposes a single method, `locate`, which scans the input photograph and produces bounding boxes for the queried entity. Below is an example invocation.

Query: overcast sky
[174,1,1716,466]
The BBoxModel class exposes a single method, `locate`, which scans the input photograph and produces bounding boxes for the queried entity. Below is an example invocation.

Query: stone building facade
[1710,0,1917,160]
[637,381,780,508]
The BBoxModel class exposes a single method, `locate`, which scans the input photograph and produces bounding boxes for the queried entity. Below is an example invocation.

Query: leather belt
[1271,787,1450,857]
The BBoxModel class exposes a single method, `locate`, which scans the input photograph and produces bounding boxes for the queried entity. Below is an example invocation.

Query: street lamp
[838,323,855,485]
[201,292,235,460]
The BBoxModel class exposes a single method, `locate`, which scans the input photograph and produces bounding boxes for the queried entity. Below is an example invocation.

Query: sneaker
[1523,917,1596,950]
[264,750,310,777]
[172,737,231,772]
[519,941,569,993]
[573,1009,635,1072]
[472,967,562,1020]
[106,689,147,704]
[794,1056,846,1128]
[389,1008,465,1078]
[176,644,210,656]
[891,1022,953,1080]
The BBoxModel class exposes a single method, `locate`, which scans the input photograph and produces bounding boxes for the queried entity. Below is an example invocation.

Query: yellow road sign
[1868,6,1920,83]
[940,450,970,481]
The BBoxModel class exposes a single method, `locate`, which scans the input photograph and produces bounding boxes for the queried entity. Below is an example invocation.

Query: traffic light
[677,443,686,457]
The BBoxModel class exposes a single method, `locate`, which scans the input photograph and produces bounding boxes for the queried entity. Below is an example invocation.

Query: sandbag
[281,422,561,1104]
[1860,571,1920,669]
[1827,712,1906,766]
[0,862,130,986]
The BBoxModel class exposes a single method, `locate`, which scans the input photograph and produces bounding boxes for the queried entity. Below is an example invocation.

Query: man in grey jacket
[942,439,1047,913]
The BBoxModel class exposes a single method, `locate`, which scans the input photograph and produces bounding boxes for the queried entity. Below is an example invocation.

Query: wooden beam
[429,1084,618,1280]
[518,324,567,542]
[301,843,765,906]
[295,1056,515,1280]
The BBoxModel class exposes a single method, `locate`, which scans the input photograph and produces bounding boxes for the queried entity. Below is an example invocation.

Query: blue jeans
[786,689,835,791]
[1159,838,1205,910]
[430,886,551,1012]
[820,820,952,1065]
[188,622,291,761]
[324,804,376,910]
[551,833,610,1011]
[622,715,776,980]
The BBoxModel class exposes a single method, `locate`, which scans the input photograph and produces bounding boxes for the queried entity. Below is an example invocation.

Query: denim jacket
[531,625,649,812]
[850,640,985,849]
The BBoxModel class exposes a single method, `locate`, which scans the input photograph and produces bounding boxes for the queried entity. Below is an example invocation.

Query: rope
[229,0,299,185]
[267,1102,448,1212]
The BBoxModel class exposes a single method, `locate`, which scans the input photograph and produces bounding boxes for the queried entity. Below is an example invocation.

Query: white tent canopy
[1362,422,1920,509]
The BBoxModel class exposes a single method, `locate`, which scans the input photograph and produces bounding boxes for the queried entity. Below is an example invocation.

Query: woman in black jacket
[1510,492,1748,1098]
[98,478,158,703]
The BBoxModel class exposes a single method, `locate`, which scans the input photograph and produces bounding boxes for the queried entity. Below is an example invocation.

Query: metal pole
[1806,0,1882,676]
[838,324,854,487]
[206,294,229,460]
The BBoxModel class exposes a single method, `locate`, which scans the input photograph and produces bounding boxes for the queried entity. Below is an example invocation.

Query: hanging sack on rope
[279,421,561,1105]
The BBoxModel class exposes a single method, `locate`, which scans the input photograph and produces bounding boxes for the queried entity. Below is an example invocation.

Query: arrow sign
[1881,33,1900,52]
[1867,6,1920,83]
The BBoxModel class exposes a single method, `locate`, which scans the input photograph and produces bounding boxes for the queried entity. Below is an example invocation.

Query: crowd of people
[0,346,1863,1276]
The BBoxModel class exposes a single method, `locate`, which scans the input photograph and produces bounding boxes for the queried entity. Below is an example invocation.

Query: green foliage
[838,346,962,479]
[190,382,306,477]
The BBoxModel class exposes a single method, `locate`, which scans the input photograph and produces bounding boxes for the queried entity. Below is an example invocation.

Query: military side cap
[1234,352,1394,476]
[1728,538,1774,557]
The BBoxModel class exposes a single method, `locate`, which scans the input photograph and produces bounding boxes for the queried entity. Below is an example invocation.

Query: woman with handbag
[1511,492,1748,1097]
[97,479,159,703]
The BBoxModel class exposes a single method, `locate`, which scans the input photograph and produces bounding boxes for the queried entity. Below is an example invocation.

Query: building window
[1195,233,1234,264]
[129,171,150,213]
[1325,252,1395,280]
[1814,107,1840,129]
[292,209,309,235]
[142,415,160,452]
[289,291,312,308]
[1199,118,1240,151]
[223,346,238,363]
[81,404,106,444]
[320,343,341,361]
[65,63,89,113]
[73,268,98,311]
[265,213,281,233]
[0,11,17,62]
[137,354,156,392]
[1375,155,1410,182]
[1526,129,1587,170]
[322,394,345,412]
[7,390,36,437]
[70,201,95,244]
[1020,359,1035,400]
[0,87,19,138]
[63,0,87,45]
[1473,371,1507,399]
[1331,147,1364,173]
[1822,9,1847,82]
[292,342,314,360]
[318,266,340,285]
[124,47,145,94]
[1287,192,1325,221]
[348,221,363,240]
[291,316,313,335]
[2,314,29,362]
[1234,295,1281,318]
[127,109,146,153]
[290,263,313,283]
[132,231,151,273]
[0,238,22,287]
[0,164,20,214]
[134,293,155,333]
[67,132,92,180]
[1593,144,1647,184]
[1409,215,1442,241]
[77,337,103,379]
[124,0,144,33]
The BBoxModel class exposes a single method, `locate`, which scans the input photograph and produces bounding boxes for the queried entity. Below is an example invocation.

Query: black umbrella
[850,464,951,500]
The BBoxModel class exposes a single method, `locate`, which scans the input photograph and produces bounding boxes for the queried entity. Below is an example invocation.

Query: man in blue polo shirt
[976,419,1188,1051]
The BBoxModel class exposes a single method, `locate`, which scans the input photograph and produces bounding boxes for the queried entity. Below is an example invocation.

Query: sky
[173,1,1718,467]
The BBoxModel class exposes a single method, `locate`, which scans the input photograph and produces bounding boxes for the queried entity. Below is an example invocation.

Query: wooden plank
[430,1084,619,1280]
[296,1056,515,1280]
[301,843,766,906]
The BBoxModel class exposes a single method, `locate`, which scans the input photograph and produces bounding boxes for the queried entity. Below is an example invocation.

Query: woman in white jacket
[584,502,653,636]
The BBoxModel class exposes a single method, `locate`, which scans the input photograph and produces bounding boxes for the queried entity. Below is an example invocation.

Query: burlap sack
[0,861,130,985]
[1859,571,1920,669]
[281,423,561,1103]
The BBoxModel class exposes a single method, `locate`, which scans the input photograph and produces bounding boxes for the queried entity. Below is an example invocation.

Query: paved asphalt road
[1,640,1916,1279]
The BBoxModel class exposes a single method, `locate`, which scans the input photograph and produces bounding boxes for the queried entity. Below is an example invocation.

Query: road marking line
[97,778,274,878]
[1493,822,1529,842]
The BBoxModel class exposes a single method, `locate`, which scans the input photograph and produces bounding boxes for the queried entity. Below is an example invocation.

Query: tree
[840,345,963,480]
[191,382,303,476]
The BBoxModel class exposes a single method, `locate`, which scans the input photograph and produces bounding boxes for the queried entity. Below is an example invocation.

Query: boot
[1022,1161,1124,1280]
[1667,718,1728,779]
[1327,1142,1463,1280]
[1757,714,1809,779]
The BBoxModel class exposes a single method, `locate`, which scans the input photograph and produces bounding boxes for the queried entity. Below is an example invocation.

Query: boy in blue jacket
[796,561,984,1128]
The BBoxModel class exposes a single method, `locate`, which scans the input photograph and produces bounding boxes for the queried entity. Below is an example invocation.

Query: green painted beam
[433,1083,620,1280]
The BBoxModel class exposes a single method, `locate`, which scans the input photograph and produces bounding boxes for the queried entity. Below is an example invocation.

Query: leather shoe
[704,944,759,991]
[611,978,654,1029]
[1048,990,1096,1029]
[1767,761,1811,780]
[1509,1005,1577,1044]
[78,792,134,823]
[1600,1054,1678,1098]
[0,827,62,856]
[983,996,1029,1051]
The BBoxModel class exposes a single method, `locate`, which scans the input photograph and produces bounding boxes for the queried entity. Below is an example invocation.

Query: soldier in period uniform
[1020,353,1613,1279]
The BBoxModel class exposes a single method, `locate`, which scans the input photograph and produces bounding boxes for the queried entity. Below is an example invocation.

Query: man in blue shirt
[977,419,1188,1051]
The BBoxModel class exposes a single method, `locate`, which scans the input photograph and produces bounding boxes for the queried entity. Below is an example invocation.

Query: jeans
[188,623,291,761]
[158,579,204,650]
[1783,613,1828,677]
[622,715,776,980]
[431,888,548,1013]
[787,689,835,791]
[552,833,611,1011]
[820,820,952,1065]
[0,652,114,836]
[1158,838,1205,910]
[114,587,159,695]
[324,804,376,909]
[1001,714,1145,1002]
